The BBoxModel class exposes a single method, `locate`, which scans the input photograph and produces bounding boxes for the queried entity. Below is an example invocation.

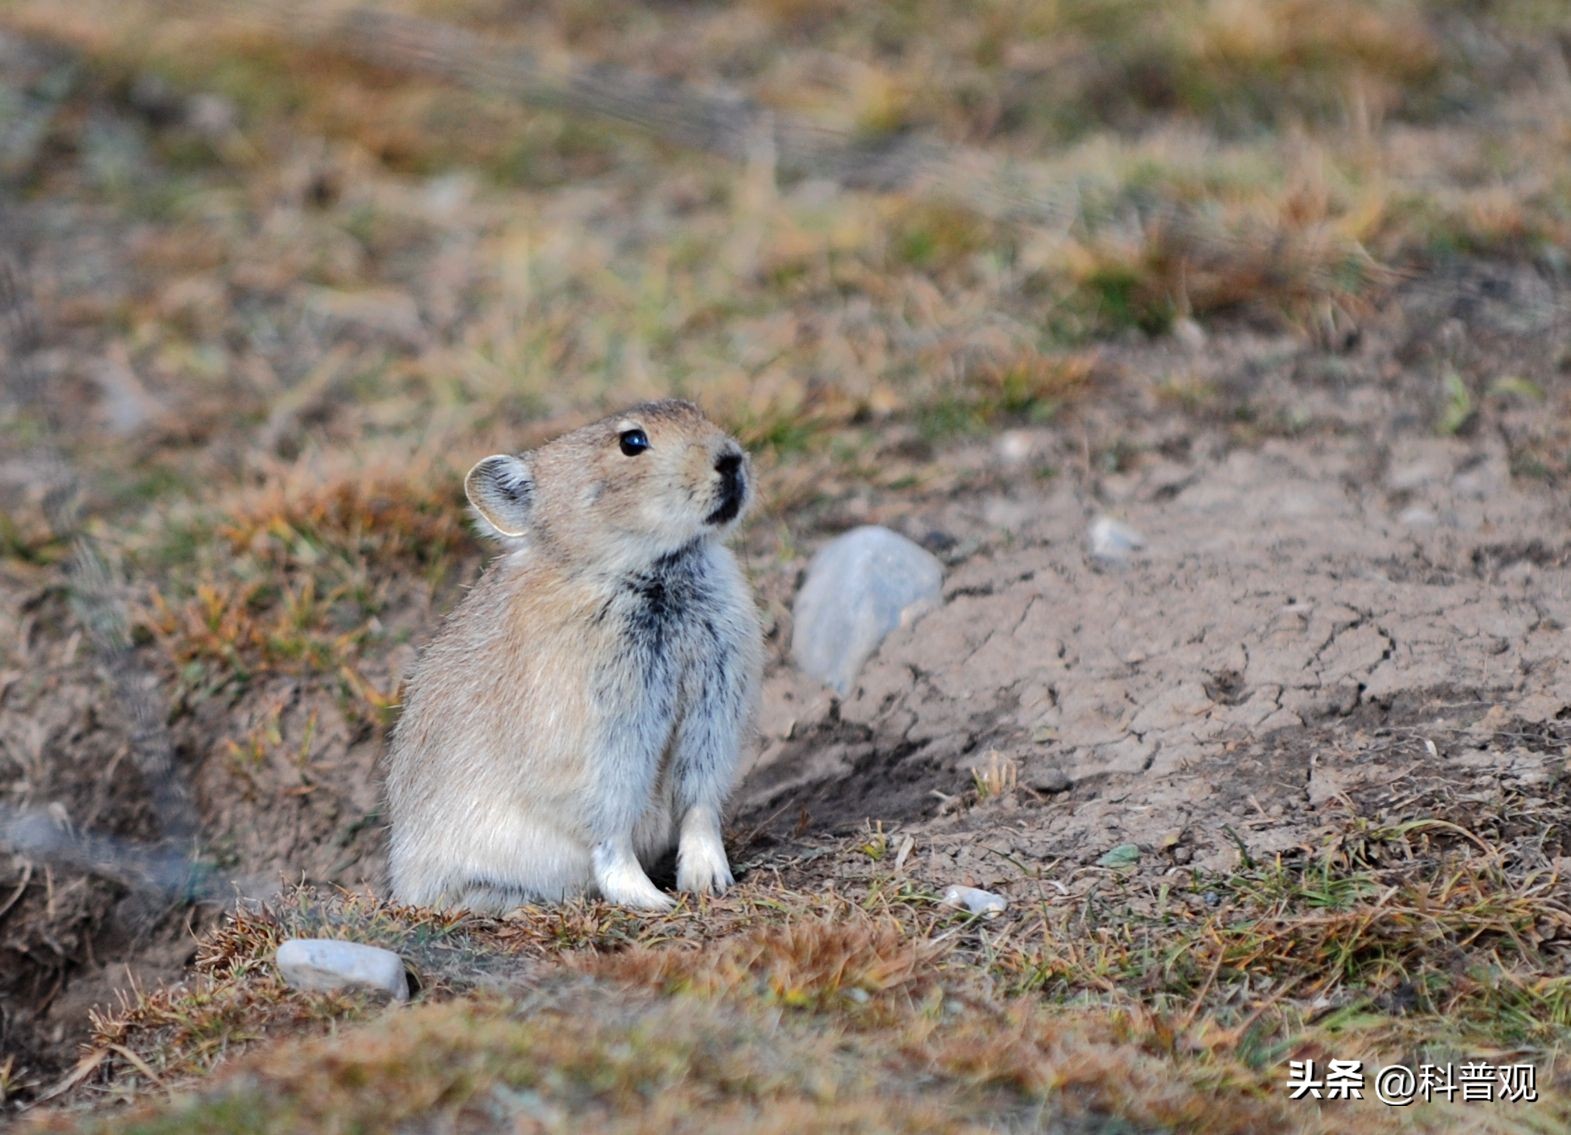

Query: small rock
[276,938,409,1003]
[996,430,1036,464]
[918,529,959,555]
[187,93,239,139]
[1398,506,1438,528]
[1088,516,1144,567]
[1026,766,1071,793]
[1172,317,1207,352]
[941,885,1007,917]
[1029,724,1058,744]
[1172,846,1193,864]
[1096,843,1141,869]
[792,526,944,695]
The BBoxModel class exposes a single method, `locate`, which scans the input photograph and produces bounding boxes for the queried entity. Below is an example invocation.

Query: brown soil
[741,263,1571,897]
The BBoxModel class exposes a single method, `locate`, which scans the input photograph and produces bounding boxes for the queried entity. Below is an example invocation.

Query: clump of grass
[888,203,994,272]
[134,459,471,706]
[971,350,1098,422]
[970,750,1019,801]
[1003,824,1571,1058]
[1054,186,1394,339]
[213,467,469,577]
[584,909,946,1015]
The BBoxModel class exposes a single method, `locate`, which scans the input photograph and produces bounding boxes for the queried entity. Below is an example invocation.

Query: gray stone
[1026,766,1071,794]
[276,938,409,1002]
[792,526,943,695]
[1096,843,1141,869]
[1172,317,1207,351]
[1087,516,1144,566]
[941,885,1007,917]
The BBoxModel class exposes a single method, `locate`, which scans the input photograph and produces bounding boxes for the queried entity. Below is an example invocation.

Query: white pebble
[792,526,944,695]
[276,938,409,1002]
[941,885,1007,917]
[1088,515,1145,566]
[1172,317,1207,351]
[996,430,1036,465]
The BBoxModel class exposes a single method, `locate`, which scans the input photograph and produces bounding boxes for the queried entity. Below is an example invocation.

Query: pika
[385,400,762,912]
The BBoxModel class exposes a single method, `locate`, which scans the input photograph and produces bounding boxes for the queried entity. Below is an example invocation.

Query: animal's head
[464,400,752,570]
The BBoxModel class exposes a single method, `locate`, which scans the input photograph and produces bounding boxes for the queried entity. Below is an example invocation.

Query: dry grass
[134,457,469,701]
[998,821,1571,1088]
[34,821,1571,1132]
[969,750,1020,802]
[582,911,945,1014]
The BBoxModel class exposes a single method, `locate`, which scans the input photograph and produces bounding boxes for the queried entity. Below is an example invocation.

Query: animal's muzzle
[706,450,746,525]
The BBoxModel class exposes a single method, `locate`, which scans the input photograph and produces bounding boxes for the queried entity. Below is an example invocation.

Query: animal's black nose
[705,449,747,526]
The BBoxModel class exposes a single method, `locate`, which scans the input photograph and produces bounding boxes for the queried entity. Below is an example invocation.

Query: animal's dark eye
[618,428,650,456]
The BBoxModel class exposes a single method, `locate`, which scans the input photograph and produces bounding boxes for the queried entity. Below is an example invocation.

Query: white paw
[594,848,675,911]
[676,830,734,896]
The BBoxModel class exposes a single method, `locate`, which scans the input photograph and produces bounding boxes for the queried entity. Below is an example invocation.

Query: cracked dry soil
[745,435,1571,886]
[740,268,1571,893]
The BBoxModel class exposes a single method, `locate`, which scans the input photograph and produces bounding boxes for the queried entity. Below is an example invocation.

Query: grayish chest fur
[594,541,728,730]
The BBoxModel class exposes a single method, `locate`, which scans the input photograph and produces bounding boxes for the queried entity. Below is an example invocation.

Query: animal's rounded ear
[464,454,534,538]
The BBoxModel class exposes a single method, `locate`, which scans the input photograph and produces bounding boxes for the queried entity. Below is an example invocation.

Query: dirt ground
[744,263,1571,892]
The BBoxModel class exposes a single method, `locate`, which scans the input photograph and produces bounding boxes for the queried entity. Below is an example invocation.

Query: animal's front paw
[607,881,676,912]
[593,844,676,911]
[676,829,734,896]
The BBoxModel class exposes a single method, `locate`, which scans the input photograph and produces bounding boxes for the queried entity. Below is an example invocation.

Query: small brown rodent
[385,400,762,911]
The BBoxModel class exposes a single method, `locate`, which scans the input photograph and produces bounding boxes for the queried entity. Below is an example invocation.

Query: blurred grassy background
[2,0,1566,604]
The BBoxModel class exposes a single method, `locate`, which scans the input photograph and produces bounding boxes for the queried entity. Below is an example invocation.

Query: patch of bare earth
[751,427,1569,879]
[744,264,1571,898]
